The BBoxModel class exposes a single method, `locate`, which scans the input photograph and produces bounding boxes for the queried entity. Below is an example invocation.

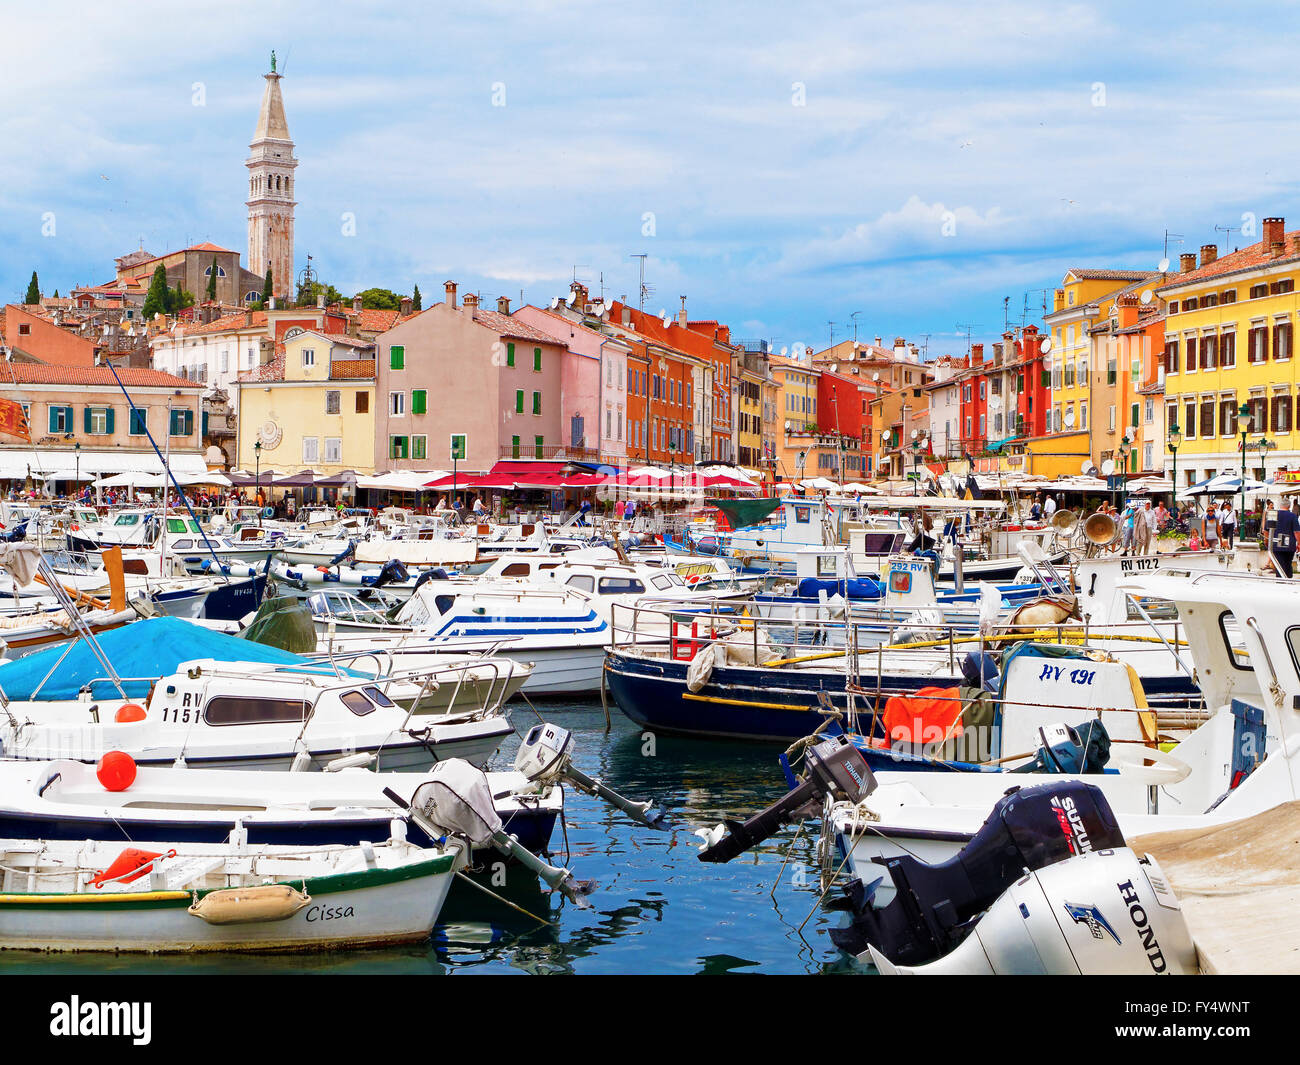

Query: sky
[3,0,1300,358]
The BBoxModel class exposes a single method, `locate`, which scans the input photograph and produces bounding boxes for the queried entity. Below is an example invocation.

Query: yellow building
[1043,268,1158,470]
[1157,219,1300,490]
[235,328,377,479]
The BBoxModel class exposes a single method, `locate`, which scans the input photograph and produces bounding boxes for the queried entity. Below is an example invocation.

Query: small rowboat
[0,834,465,953]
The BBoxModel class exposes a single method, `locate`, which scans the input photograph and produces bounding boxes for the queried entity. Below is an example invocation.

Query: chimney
[972,343,984,365]
[496,296,511,315]
[1117,294,1139,329]
[1272,240,1287,260]
[353,295,362,313]
[1263,216,1285,250]
[444,280,458,310]
[621,305,632,327]
[677,296,688,327]
[1179,253,1197,273]
[874,336,882,348]
[462,291,479,311]
[268,297,276,311]
[1200,244,1218,267]
[399,296,413,316]
[1053,288,1065,312]
[317,294,325,309]
[244,309,253,327]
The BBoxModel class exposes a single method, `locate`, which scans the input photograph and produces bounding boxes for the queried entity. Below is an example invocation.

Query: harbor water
[0,701,862,975]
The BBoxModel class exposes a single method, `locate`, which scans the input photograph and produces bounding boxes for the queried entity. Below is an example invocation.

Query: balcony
[497,444,613,463]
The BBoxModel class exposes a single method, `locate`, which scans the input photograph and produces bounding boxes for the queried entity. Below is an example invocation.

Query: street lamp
[1167,421,1182,514]
[1238,401,1252,528]
[73,442,80,501]
[1117,435,1131,508]
[254,440,263,528]
[796,449,807,494]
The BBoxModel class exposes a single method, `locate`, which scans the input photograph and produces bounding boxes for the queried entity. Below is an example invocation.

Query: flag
[0,397,30,442]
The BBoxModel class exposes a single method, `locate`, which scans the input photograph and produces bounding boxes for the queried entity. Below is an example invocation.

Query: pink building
[513,303,628,462]
[373,282,568,472]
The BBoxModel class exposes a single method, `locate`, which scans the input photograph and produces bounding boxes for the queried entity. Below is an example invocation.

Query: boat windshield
[113,514,141,526]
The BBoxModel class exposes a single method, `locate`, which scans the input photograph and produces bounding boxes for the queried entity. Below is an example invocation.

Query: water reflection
[3,701,862,975]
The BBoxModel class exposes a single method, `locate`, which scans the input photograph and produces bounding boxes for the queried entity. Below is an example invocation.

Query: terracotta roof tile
[471,307,563,344]
[1156,233,1300,291]
[176,311,267,337]
[0,363,200,388]
[329,359,376,380]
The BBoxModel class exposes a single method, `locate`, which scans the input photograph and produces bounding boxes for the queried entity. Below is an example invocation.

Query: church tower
[246,53,296,299]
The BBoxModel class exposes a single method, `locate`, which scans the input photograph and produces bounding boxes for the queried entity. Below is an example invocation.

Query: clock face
[258,421,283,450]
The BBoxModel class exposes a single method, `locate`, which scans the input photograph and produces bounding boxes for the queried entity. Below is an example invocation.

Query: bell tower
[245,52,296,299]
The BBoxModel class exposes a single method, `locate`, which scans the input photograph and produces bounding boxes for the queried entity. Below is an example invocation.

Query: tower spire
[246,59,296,300]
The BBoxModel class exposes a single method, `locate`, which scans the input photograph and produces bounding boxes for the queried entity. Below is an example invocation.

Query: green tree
[296,279,344,307]
[52,289,59,298]
[353,287,401,310]
[262,269,273,306]
[24,271,39,305]
[142,264,171,319]
[206,257,218,302]
[412,283,422,311]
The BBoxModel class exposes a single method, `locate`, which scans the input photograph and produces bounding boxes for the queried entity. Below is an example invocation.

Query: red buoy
[90,847,173,889]
[114,703,147,723]
[96,750,137,792]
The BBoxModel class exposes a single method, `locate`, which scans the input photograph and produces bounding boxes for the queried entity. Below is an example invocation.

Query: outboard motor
[1009,721,1111,775]
[696,735,874,863]
[513,722,667,829]
[366,558,410,588]
[2,520,28,543]
[871,848,1197,975]
[410,567,449,595]
[385,760,594,906]
[326,540,357,567]
[830,779,1124,965]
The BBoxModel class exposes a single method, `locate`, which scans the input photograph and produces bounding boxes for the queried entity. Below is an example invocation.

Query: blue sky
[3,1,1299,357]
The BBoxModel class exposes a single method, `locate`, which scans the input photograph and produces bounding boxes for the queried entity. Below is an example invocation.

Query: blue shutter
[84,407,92,434]
[105,407,115,435]
[49,407,58,433]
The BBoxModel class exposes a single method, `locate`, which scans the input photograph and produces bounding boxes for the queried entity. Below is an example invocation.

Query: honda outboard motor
[1009,721,1111,775]
[513,722,667,829]
[830,779,1124,965]
[696,736,874,863]
[870,849,1198,975]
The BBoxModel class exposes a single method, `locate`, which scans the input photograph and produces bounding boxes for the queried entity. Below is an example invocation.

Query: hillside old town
[5,59,1299,515]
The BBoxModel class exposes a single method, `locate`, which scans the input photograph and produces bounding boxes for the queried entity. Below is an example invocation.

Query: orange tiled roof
[177,311,268,337]
[1156,233,1300,291]
[0,363,200,388]
[471,307,563,344]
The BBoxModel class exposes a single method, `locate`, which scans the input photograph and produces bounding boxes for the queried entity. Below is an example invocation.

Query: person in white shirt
[1219,501,1236,549]
[1043,494,1057,519]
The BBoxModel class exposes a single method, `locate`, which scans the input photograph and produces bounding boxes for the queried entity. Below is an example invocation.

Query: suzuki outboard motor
[697,736,874,863]
[830,779,1124,965]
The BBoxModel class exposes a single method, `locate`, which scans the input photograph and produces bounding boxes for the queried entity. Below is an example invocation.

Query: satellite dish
[549,296,561,309]
[1100,458,1115,477]
[831,363,839,371]
[1040,336,1053,354]
[911,429,919,439]
[872,372,880,382]
[566,292,577,307]
[780,347,789,356]
[1158,258,1171,273]
[1064,408,1075,428]
[1140,289,1154,305]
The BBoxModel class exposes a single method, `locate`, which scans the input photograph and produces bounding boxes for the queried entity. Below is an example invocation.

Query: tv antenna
[1162,230,1184,260]
[955,322,979,356]
[1214,224,1240,252]
[629,254,652,312]
[826,321,835,346]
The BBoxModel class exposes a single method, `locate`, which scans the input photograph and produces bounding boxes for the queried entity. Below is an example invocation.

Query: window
[129,408,147,436]
[1108,405,1116,431]
[1168,301,1179,315]
[1145,398,1155,423]
[355,392,369,414]
[302,436,319,463]
[506,342,515,367]
[1201,333,1217,370]
[204,697,306,726]
[389,435,409,460]
[1184,297,1198,311]
[169,409,194,436]
[1275,321,1293,361]
[1131,402,1140,428]
[340,691,376,717]
[598,577,645,595]
[511,435,520,459]
[533,347,542,372]
[301,347,315,368]
[324,438,342,463]
[412,435,427,460]
[515,389,524,414]
[412,389,427,415]
[1184,400,1197,438]
[1221,332,1236,368]
[1272,278,1295,295]
[532,391,541,415]
[1251,283,1269,300]
[325,391,341,415]
[390,391,405,417]
[48,405,74,433]
[1274,394,1293,434]
[219,350,228,373]
[1184,336,1197,372]
[389,345,405,370]
[534,434,544,459]
[1200,399,1214,438]
[1248,395,1268,432]
[85,407,113,435]
[1220,397,1237,437]
[1250,325,1268,363]
[1222,289,1237,304]
[565,574,595,593]
[1203,293,1218,308]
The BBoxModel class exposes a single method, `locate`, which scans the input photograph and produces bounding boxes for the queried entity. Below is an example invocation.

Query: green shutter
[506,342,515,367]
[413,436,426,460]
[532,392,541,415]
[201,410,208,437]
[1131,403,1139,427]
[511,435,520,458]
[515,390,524,414]
[105,407,115,435]
[84,407,92,434]
[533,347,541,371]
[534,435,544,459]
[130,408,146,435]
[390,345,404,370]
[49,407,58,433]
[412,389,427,415]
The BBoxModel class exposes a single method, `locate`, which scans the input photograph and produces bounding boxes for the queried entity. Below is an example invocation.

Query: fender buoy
[90,847,175,888]
[114,703,147,723]
[262,507,275,519]
[96,750,137,792]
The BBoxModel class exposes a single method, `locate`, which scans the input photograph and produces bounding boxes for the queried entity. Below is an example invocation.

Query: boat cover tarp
[1130,801,1300,974]
[705,496,782,530]
[239,596,317,654]
[0,617,340,701]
